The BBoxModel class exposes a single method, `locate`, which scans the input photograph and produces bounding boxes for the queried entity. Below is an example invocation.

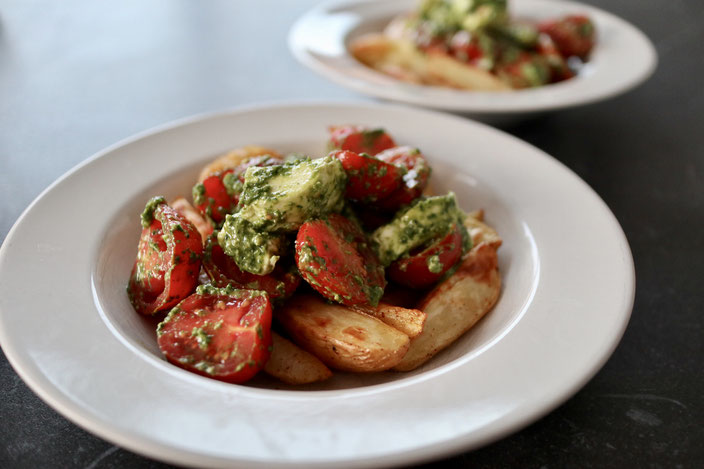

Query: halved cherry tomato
[448,30,492,66]
[203,234,300,300]
[128,197,203,315]
[375,146,431,211]
[157,286,272,383]
[328,125,396,156]
[536,34,575,83]
[296,214,386,306]
[330,149,405,202]
[539,15,595,60]
[192,155,283,224]
[192,169,237,224]
[388,223,464,289]
[496,51,551,89]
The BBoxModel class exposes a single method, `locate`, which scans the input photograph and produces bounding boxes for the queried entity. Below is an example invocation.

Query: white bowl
[0,102,634,468]
[289,0,657,114]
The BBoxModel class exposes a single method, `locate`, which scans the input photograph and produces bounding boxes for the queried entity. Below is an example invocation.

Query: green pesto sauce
[156,305,183,337]
[361,128,385,148]
[427,254,443,273]
[417,0,507,35]
[366,285,384,307]
[190,326,212,351]
[192,183,206,207]
[195,283,267,298]
[140,196,166,228]
[372,193,464,266]
[236,156,347,232]
[217,216,285,275]
[222,172,242,198]
[520,60,550,87]
[217,156,346,275]
[491,21,539,48]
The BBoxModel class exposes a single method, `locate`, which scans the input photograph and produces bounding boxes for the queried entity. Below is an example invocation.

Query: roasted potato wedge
[351,33,427,84]
[424,51,511,91]
[170,197,213,242]
[353,303,426,339]
[277,294,411,372]
[350,33,511,91]
[198,145,282,182]
[394,242,501,371]
[465,210,502,249]
[263,332,332,385]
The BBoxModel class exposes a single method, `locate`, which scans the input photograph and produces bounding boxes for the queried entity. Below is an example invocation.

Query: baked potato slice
[350,33,427,84]
[352,303,426,339]
[394,242,501,371]
[277,294,410,372]
[198,145,282,182]
[263,332,332,385]
[350,32,510,91]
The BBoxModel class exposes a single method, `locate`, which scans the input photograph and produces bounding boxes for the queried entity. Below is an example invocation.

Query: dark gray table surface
[1,0,702,468]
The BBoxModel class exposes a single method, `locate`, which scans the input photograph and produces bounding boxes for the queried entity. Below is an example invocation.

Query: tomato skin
[536,34,575,83]
[328,125,396,156]
[193,156,283,224]
[157,287,272,384]
[539,15,595,60]
[448,30,491,66]
[203,234,300,300]
[192,169,237,224]
[295,214,386,306]
[388,223,464,289]
[375,146,431,211]
[128,200,203,315]
[330,150,405,202]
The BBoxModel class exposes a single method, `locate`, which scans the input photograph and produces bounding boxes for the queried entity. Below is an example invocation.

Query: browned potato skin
[263,332,332,385]
[394,242,501,371]
[198,145,282,182]
[277,294,411,372]
[352,303,426,339]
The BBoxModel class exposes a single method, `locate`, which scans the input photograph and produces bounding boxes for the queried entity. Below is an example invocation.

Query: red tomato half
[539,15,595,60]
[157,287,272,383]
[328,125,396,156]
[203,234,300,300]
[296,214,386,306]
[536,34,575,83]
[128,197,203,315]
[388,223,464,289]
[448,30,491,66]
[330,149,405,202]
[192,155,283,224]
[375,146,431,211]
[192,169,237,224]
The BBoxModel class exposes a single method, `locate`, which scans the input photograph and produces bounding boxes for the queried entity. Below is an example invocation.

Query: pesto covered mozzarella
[372,193,466,266]
[217,215,287,275]
[237,156,347,232]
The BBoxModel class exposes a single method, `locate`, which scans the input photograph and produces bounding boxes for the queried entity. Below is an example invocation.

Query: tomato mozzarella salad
[127,126,487,384]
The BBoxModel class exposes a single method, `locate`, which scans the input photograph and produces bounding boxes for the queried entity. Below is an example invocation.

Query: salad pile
[351,0,596,90]
[127,125,499,385]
